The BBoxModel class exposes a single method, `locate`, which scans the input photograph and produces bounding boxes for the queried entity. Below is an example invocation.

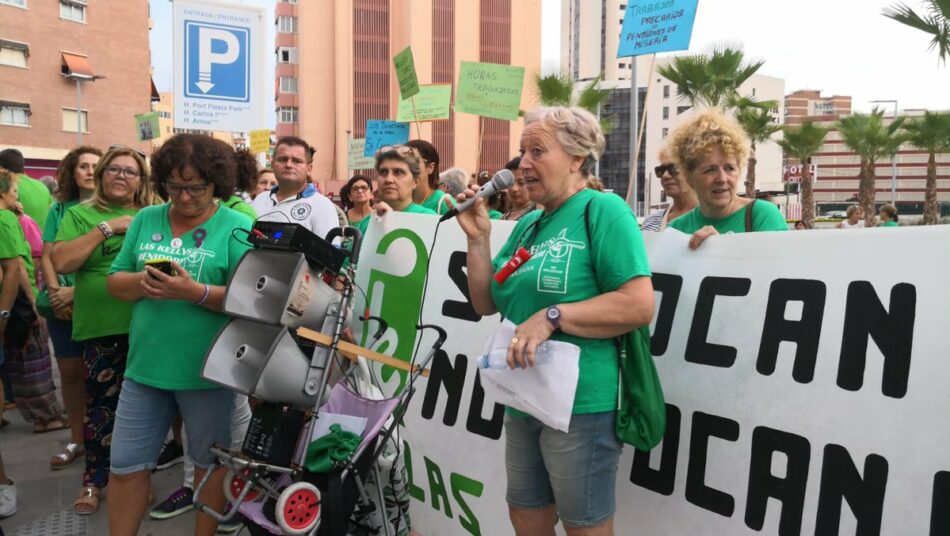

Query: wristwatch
[97,221,114,239]
[545,305,562,331]
[0,310,10,319]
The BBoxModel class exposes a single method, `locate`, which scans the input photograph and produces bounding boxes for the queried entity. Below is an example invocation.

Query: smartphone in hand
[145,258,176,277]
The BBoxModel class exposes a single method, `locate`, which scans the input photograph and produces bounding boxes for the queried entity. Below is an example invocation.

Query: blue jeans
[504,411,622,528]
[110,378,234,474]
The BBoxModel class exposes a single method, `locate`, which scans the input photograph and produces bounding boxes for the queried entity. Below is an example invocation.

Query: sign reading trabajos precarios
[617,0,699,58]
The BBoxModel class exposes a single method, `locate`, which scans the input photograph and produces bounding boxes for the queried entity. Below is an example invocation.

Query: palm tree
[533,72,612,132]
[777,122,830,228]
[657,44,765,109]
[837,109,906,224]
[903,111,950,224]
[735,100,782,197]
[883,0,950,64]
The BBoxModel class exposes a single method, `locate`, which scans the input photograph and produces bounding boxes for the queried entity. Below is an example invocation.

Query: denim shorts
[505,411,622,528]
[47,317,84,358]
[110,378,235,474]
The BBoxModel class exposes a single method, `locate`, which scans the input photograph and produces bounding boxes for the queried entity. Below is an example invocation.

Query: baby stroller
[196,224,445,535]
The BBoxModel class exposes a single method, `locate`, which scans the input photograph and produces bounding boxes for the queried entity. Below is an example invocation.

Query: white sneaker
[0,480,17,518]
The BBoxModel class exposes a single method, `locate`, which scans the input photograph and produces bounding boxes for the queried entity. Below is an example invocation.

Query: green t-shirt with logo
[354,203,436,237]
[221,195,257,223]
[56,203,140,340]
[0,209,36,295]
[490,189,652,415]
[43,200,79,287]
[669,199,789,234]
[17,174,52,230]
[109,204,252,390]
[420,190,456,216]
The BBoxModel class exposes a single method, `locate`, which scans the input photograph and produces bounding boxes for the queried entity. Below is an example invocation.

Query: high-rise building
[784,90,851,125]
[560,0,636,83]
[274,0,542,194]
[0,1,153,176]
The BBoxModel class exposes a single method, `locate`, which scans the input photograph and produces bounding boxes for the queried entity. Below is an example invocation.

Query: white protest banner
[173,0,265,132]
[353,215,949,535]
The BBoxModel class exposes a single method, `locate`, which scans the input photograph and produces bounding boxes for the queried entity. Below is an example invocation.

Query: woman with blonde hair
[667,108,788,247]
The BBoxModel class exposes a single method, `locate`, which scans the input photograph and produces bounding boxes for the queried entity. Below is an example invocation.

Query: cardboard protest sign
[455,61,524,121]
[617,0,699,57]
[134,112,160,141]
[348,139,376,171]
[396,84,452,123]
[353,213,950,536]
[364,120,410,157]
[393,46,420,99]
[249,129,271,154]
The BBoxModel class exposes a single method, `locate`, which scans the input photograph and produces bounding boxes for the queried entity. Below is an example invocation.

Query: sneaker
[154,440,185,471]
[0,480,16,518]
[216,504,245,534]
[149,486,194,520]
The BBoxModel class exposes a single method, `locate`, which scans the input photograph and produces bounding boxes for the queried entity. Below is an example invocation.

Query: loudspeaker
[202,318,329,408]
[224,249,339,328]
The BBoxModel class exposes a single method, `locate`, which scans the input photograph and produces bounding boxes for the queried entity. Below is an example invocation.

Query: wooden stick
[475,118,485,172]
[410,95,422,140]
[296,327,430,378]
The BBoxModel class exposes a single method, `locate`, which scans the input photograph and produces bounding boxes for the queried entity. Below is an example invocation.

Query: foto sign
[173,0,265,132]
[783,163,818,183]
[617,0,699,57]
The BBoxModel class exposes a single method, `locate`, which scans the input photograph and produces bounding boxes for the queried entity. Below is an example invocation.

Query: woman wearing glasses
[104,134,253,536]
[51,146,161,515]
[342,174,373,225]
[641,147,697,232]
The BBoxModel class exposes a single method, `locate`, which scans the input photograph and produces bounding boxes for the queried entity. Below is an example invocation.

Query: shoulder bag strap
[744,200,755,232]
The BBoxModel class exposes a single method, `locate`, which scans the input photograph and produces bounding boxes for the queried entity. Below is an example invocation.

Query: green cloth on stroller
[304,424,362,473]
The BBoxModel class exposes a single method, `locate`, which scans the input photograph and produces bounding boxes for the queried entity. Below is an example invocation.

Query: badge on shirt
[291,203,311,221]
[151,233,163,242]
[170,237,183,249]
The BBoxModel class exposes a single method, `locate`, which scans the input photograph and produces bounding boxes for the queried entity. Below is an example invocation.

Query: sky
[152,0,950,114]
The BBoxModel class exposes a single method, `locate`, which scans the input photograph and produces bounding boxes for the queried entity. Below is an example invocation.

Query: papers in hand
[478,319,580,432]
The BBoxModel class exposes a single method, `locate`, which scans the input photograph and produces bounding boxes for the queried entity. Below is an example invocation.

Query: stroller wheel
[275,482,321,535]
[224,468,262,504]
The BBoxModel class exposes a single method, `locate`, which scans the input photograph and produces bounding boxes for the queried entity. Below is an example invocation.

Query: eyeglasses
[377,145,419,158]
[108,144,147,159]
[350,185,371,192]
[165,182,211,197]
[654,164,678,177]
[104,165,142,178]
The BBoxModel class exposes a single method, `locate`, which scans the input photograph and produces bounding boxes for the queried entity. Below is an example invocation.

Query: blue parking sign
[184,21,250,102]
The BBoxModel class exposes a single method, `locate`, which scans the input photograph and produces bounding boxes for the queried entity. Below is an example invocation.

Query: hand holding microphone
[451,169,515,240]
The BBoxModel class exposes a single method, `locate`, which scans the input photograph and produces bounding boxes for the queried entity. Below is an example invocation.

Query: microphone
[439,169,516,222]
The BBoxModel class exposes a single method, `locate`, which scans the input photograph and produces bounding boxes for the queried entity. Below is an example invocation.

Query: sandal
[33,418,67,434]
[49,442,84,470]
[74,485,100,515]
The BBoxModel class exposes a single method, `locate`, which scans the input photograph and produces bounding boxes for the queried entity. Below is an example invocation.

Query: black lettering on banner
[756,279,827,383]
[650,273,683,356]
[685,277,752,367]
[930,471,950,534]
[815,444,888,535]
[837,282,916,398]
[424,456,454,518]
[421,350,465,426]
[467,370,504,440]
[442,251,482,322]
[745,426,811,535]
[631,403,681,495]
[685,411,740,517]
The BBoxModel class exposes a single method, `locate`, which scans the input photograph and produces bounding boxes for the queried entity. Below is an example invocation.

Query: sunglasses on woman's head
[109,144,147,159]
[654,164,678,177]
[377,145,421,160]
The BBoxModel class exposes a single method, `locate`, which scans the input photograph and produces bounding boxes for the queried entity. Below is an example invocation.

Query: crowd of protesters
[0,103,910,536]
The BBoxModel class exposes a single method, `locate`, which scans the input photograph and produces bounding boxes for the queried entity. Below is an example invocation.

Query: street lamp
[870,99,899,205]
[63,73,105,144]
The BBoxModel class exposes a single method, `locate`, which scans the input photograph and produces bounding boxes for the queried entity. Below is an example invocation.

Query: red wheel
[224,468,261,504]
[275,482,321,535]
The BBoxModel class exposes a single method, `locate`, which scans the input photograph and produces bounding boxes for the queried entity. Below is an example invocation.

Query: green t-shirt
[490,189,652,415]
[354,202,436,236]
[669,200,789,234]
[0,210,36,295]
[879,221,898,227]
[420,189,456,216]
[56,203,140,340]
[17,174,52,230]
[488,209,502,220]
[221,195,257,223]
[109,204,252,390]
[43,200,79,287]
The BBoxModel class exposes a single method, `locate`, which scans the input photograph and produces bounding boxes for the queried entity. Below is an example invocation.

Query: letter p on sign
[184,21,251,102]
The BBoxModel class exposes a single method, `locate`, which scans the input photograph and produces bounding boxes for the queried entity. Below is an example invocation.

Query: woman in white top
[641,147,697,231]
[837,205,866,229]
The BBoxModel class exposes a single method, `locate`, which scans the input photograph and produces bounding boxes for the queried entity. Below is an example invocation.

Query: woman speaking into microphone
[457,106,654,536]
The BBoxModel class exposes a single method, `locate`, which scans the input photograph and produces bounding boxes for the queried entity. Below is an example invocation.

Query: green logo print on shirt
[532,228,586,294]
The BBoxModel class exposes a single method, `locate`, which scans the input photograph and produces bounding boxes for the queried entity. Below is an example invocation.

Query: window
[279,76,298,94]
[277,46,298,64]
[661,127,669,139]
[0,40,28,67]
[277,16,297,33]
[0,101,30,126]
[663,85,670,98]
[662,106,669,120]
[62,107,88,132]
[0,0,27,7]
[60,0,86,23]
[277,106,298,123]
